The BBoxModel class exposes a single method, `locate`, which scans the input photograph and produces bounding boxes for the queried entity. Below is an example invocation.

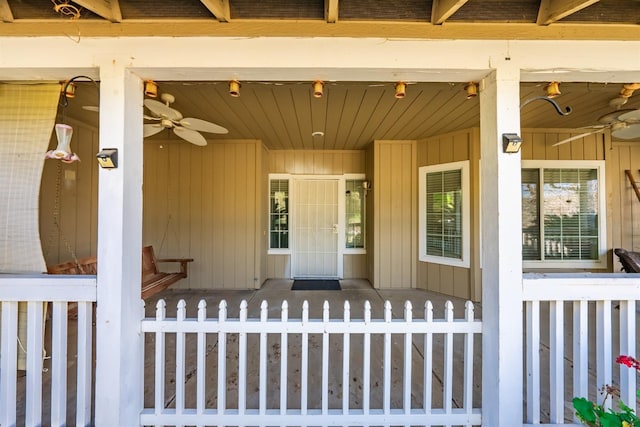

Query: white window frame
[521,160,607,269]
[419,160,470,268]
[268,174,291,255]
[344,173,367,255]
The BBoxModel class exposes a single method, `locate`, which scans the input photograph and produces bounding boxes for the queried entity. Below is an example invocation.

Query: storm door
[292,179,339,278]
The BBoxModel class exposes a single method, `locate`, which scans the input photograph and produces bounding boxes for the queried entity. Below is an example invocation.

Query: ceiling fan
[143,93,228,146]
[553,108,640,146]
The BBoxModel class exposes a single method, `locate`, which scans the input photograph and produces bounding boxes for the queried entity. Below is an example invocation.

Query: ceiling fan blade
[144,123,165,138]
[617,109,640,123]
[144,99,183,121]
[612,123,640,140]
[552,129,605,147]
[144,114,161,121]
[598,109,636,124]
[179,117,229,134]
[82,105,99,112]
[173,126,207,146]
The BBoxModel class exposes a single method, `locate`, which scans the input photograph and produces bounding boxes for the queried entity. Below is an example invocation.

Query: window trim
[521,160,607,269]
[268,174,291,255]
[419,160,470,268]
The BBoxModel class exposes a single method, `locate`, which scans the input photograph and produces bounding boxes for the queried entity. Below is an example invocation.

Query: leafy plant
[573,355,640,427]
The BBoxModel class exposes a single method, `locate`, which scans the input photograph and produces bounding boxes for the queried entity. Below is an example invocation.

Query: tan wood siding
[372,140,416,289]
[142,140,262,290]
[416,129,477,299]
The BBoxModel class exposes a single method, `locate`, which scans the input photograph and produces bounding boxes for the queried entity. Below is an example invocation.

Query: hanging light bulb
[144,80,158,98]
[46,124,80,163]
[229,80,241,97]
[395,82,407,99]
[544,82,561,98]
[312,80,324,98]
[464,82,478,99]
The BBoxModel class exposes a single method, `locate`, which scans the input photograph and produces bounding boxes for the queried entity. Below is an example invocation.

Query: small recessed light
[312,131,324,137]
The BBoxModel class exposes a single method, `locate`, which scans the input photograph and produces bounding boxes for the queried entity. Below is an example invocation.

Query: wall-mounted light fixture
[395,82,407,99]
[229,80,241,97]
[312,80,324,98]
[503,133,523,153]
[96,148,118,169]
[144,80,158,98]
[544,82,561,98]
[464,82,478,99]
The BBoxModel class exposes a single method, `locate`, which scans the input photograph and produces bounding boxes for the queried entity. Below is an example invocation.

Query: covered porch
[0,35,639,427]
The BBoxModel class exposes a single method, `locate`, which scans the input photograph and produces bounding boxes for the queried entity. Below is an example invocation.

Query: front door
[292,179,339,278]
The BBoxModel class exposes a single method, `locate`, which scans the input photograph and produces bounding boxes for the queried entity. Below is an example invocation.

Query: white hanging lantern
[46,123,80,163]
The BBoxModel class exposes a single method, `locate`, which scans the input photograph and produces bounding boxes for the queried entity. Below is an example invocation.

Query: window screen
[269,179,289,249]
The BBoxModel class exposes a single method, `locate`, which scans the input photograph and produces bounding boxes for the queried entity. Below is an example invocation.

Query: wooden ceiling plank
[73,0,122,22]
[536,0,601,25]
[0,0,14,22]
[325,0,339,23]
[200,0,231,22]
[431,0,470,25]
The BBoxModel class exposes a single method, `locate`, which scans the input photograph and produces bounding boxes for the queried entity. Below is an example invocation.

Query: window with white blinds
[419,161,470,268]
[522,160,606,269]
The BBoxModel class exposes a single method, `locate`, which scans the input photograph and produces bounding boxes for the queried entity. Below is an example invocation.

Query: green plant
[573,355,640,427]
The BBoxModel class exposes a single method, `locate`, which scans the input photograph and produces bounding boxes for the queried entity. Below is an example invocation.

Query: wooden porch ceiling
[66,80,640,150]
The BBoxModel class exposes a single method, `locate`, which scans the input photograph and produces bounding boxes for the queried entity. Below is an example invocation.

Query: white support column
[93,64,144,427]
[480,64,523,426]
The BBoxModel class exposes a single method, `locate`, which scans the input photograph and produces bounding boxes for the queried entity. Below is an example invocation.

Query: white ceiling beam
[73,0,122,22]
[325,0,339,23]
[431,0,469,25]
[537,0,601,25]
[200,0,231,22]
[0,0,14,23]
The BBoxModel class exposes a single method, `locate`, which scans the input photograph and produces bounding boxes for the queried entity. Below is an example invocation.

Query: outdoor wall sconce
[503,133,523,153]
[395,82,406,99]
[544,82,561,98]
[144,80,158,98]
[229,80,241,97]
[96,148,118,169]
[312,80,324,98]
[464,82,478,99]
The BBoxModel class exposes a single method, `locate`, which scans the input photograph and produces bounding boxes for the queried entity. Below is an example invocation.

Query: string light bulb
[464,82,478,99]
[544,81,561,98]
[144,80,158,98]
[395,82,407,99]
[229,80,241,97]
[312,80,324,98]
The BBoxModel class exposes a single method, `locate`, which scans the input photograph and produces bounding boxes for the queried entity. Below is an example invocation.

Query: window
[345,179,365,249]
[269,179,289,251]
[522,160,606,269]
[419,161,470,268]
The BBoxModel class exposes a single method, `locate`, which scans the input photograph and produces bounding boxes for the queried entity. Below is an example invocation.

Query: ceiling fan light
[544,81,561,98]
[229,80,241,97]
[464,82,478,99]
[395,82,406,99]
[144,80,158,98]
[312,80,324,98]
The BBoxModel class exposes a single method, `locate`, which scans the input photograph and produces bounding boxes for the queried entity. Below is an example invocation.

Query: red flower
[615,355,640,370]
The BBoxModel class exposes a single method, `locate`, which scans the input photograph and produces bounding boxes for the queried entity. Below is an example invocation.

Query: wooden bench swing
[47,245,193,300]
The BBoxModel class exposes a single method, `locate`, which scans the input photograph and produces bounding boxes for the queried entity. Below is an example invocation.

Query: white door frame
[291,175,344,278]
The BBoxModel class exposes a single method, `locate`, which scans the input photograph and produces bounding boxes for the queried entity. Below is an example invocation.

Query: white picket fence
[0,275,96,427]
[140,298,483,427]
[522,274,640,427]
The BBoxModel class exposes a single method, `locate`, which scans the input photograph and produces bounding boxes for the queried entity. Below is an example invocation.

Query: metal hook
[520,96,572,116]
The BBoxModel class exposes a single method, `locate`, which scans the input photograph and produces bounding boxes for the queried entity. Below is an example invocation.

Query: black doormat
[291,279,341,291]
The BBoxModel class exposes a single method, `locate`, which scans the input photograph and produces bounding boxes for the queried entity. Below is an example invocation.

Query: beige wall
[143,139,262,290]
[371,140,417,289]
[265,149,368,279]
[416,129,480,300]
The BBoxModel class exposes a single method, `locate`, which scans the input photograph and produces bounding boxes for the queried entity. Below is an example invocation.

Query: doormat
[291,280,341,291]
